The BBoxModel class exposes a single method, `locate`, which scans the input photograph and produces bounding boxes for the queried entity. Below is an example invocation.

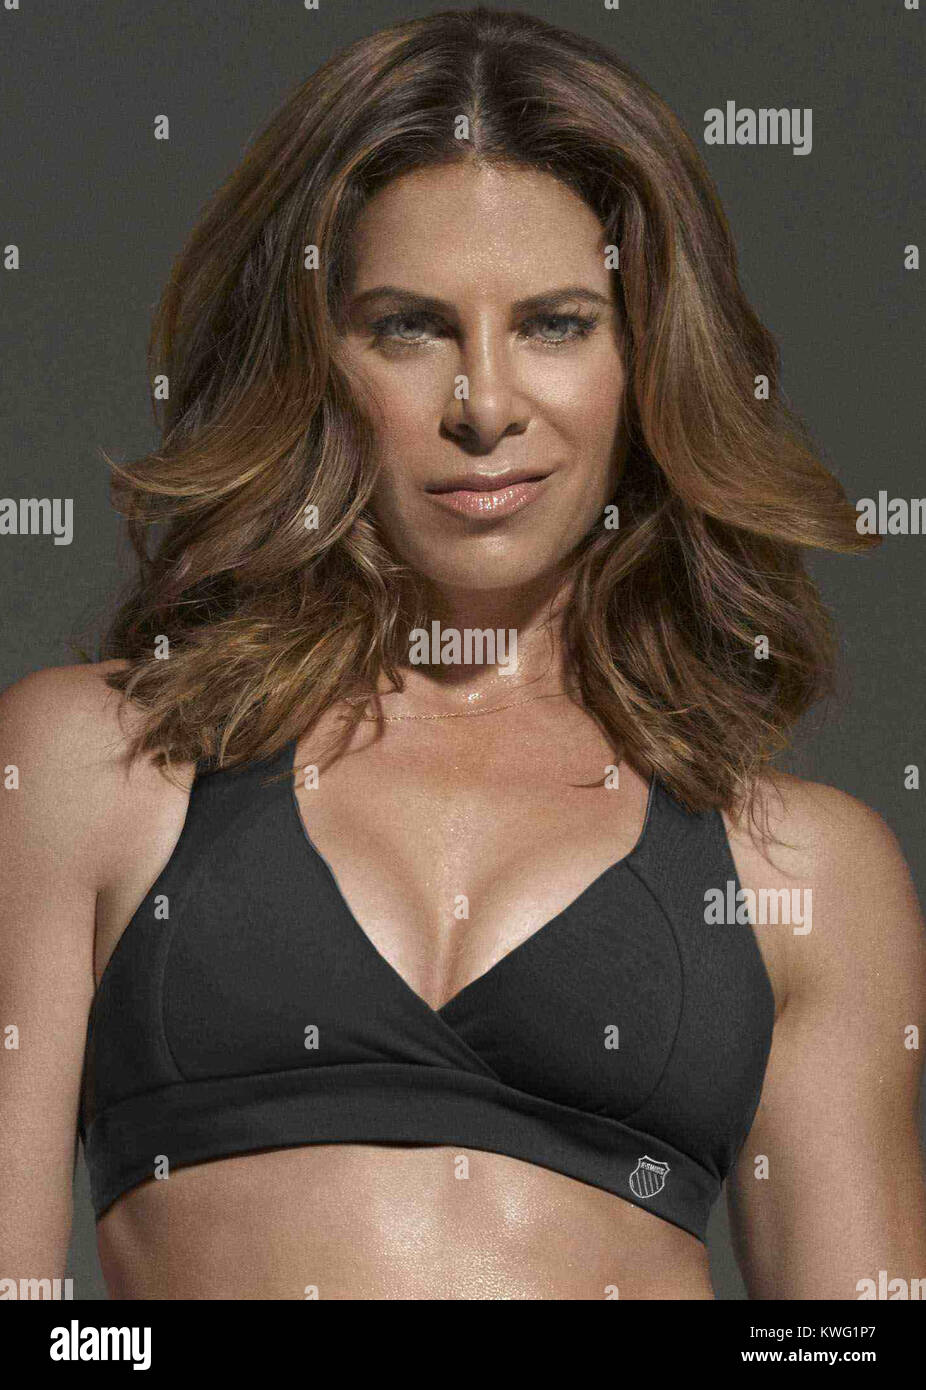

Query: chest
[291,716,654,1011]
[84,716,778,1238]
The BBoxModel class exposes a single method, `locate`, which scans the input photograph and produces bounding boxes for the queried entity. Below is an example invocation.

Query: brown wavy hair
[94,5,877,814]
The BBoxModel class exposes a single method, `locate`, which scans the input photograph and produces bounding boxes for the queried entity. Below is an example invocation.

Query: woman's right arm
[0,666,116,1282]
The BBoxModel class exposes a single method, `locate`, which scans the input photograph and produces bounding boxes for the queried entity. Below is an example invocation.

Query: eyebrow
[349,285,614,315]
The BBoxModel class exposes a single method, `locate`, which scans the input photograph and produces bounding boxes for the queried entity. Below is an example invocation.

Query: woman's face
[338,161,626,594]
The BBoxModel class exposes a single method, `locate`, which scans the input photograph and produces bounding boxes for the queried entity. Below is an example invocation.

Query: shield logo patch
[629,1155,670,1200]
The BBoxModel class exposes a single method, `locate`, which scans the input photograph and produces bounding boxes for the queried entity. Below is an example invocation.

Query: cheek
[525,340,624,429]
[364,373,440,478]
[561,350,624,425]
[365,397,434,534]
[546,364,625,498]
[588,365,626,483]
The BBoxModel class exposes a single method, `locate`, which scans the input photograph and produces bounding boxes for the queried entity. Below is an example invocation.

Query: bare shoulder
[2,657,132,749]
[0,659,145,791]
[724,769,925,1011]
[726,768,916,898]
[0,660,190,893]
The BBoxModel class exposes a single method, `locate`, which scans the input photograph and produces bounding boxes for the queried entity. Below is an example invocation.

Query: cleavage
[292,742,652,1013]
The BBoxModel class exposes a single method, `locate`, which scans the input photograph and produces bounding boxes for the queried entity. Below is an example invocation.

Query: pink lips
[425,472,550,519]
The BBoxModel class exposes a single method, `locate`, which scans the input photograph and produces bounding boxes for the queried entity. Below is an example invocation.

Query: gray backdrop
[1,0,922,1301]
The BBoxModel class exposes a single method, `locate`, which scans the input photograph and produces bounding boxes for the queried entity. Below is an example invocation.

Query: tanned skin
[2,164,924,1299]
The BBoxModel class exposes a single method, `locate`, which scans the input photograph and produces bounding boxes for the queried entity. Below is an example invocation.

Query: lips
[424,470,551,520]
[426,468,549,495]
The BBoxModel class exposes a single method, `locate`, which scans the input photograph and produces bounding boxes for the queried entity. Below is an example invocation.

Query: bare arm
[727,779,926,1299]
[0,667,123,1280]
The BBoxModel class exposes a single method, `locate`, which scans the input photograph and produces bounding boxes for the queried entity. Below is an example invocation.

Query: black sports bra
[78,737,775,1244]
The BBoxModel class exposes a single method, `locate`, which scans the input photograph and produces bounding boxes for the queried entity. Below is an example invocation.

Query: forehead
[347,162,611,297]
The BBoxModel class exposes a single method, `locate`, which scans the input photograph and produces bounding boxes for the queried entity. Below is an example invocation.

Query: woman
[2,7,924,1301]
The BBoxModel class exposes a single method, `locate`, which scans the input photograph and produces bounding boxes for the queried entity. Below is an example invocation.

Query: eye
[520,312,600,345]
[369,311,448,346]
[366,308,601,350]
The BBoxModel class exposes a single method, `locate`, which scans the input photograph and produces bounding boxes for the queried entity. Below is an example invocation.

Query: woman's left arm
[726,781,926,1299]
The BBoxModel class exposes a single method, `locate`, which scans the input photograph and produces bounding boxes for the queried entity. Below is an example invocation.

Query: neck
[394,573,574,708]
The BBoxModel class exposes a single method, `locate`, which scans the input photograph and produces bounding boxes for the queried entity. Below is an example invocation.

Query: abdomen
[96,1144,715,1300]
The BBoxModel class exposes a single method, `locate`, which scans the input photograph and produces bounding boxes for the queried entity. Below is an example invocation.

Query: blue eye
[370,312,444,344]
[368,308,600,348]
[524,313,600,344]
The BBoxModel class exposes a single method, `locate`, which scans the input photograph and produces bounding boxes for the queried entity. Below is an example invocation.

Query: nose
[440,319,530,454]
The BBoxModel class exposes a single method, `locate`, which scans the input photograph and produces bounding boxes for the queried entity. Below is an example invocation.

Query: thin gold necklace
[348,690,573,722]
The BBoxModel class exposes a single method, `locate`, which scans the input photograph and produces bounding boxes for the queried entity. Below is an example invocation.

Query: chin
[405,547,566,594]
